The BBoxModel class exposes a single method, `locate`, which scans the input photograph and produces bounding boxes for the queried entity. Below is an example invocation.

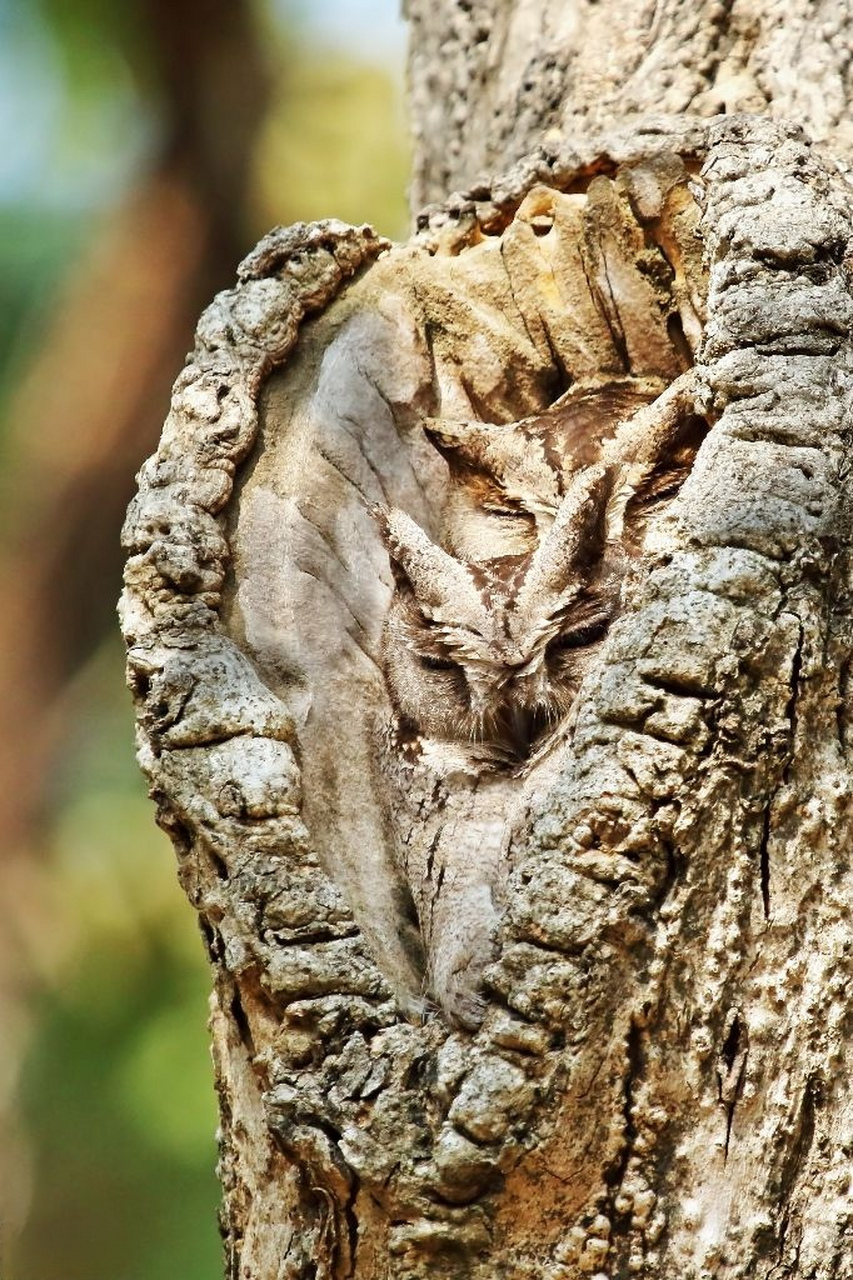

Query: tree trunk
[121,4,853,1277]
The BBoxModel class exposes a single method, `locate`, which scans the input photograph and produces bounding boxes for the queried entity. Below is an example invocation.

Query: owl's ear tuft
[424,417,502,474]
[515,465,614,618]
[372,505,491,630]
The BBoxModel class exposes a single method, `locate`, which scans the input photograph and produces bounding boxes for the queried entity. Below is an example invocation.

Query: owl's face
[383,578,614,755]
[376,467,619,761]
[377,373,707,763]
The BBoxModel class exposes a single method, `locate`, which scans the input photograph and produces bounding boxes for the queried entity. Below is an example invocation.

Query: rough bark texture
[121,5,853,1279]
[405,0,853,210]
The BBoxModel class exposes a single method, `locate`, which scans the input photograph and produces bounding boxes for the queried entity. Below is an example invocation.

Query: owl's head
[374,465,621,760]
[423,377,665,561]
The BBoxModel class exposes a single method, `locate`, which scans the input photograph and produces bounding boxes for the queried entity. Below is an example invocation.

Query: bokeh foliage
[1,1,408,1275]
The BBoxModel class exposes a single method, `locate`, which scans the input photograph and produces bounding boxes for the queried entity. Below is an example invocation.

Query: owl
[373,372,704,1027]
[377,370,704,759]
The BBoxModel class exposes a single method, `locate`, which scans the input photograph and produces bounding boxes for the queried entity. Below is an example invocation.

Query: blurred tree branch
[0,0,270,854]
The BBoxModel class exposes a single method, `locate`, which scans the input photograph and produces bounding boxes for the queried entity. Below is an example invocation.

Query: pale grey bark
[121,5,853,1278]
[405,0,853,210]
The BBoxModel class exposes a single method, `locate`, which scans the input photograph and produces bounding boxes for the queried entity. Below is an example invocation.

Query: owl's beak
[504,702,554,758]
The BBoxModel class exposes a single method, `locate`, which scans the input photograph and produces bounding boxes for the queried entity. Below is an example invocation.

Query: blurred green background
[0,1,409,1275]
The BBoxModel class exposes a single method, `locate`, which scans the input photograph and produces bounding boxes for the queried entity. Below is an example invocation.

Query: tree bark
[405,0,853,210]
[121,4,853,1278]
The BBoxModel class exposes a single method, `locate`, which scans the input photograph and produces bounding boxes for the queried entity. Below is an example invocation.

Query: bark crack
[605,1018,644,1207]
[717,1009,748,1162]
[781,620,805,787]
[759,803,772,921]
